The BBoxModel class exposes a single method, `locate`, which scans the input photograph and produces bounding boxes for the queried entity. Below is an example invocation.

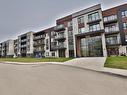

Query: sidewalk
[101,67,127,77]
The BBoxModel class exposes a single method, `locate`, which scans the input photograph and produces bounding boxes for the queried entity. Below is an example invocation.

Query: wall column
[101,33,107,57]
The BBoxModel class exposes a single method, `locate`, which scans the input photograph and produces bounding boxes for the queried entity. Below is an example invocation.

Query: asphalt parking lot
[0,63,126,95]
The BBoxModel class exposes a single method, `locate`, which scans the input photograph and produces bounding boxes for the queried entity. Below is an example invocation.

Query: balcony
[34,49,45,52]
[33,42,45,46]
[34,35,45,41]
[55,35,66,41]
[75,29,104,38]
[21,39,27,42]
[87,18,101,25]
[104,16,118,25]
[54,25,65,32]
[105,29,119,35]
[51,44,66,50]
[21,45,27,48]
[21,50,27,53]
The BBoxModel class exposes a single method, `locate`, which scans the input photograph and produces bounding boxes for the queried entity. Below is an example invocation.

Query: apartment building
[14,39,18,57]
[103,4,127,56]
[1,3,127,58]
[53,15,74,58]
[44,27,58,57]
[33,29,46,58]
[72,4,107,57]
[17,31,34,57]
[0,40,14,57]
[20,3,127,58]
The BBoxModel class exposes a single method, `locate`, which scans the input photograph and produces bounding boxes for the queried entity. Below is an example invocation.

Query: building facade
[103,4,127,56]
[72,4,107,57]
[0,40,14,57]
[17,31,34,57]
[1,3,127,58]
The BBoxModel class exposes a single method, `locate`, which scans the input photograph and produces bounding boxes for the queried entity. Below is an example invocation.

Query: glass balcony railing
[51,43,66,50]
[54,25,65,31]
[104,15,118,24]
[33,42,45,46]
[55,35,65,40]
[105,27,119,34]
[34,35,45,40]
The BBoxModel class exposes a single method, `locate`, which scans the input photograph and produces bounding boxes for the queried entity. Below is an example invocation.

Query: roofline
[103,3,127,12]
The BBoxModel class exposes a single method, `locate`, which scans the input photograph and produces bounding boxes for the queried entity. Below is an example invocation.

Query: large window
[103,15,117,22]
[122,10,127,18]
[88,12,100,22]
[79,27,85,33]
[89,24,100,32]
[123,22,127,30]
[77,16,84,24]
[106,36,118,45]
[80,36,103,57]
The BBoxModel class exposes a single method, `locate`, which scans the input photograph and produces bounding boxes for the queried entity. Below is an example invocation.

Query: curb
[0,61,127,77]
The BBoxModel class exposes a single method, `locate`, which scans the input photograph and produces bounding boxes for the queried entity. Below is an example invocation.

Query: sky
[0,0,127,42]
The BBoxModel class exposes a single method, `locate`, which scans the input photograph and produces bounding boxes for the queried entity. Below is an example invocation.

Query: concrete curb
[0,61,127,77]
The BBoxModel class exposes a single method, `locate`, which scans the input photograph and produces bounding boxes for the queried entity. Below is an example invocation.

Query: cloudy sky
[0,0,127,42]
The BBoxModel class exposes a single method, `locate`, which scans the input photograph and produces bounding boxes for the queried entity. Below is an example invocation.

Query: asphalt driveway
[0,63,126,95]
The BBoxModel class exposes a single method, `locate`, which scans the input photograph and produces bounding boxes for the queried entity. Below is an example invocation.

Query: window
[122,11,127,18]
[46,39,49,50]
[46,52,49,56]
[79,27,85,33]
[88,12,100,22]
[104,17,108,22]
[123,22,127,30]
[106,36,118,45]
[68,31,73,36]
[27,45,30,51]
[78,16,84,24]
[89,24,100,32]
[52,52,55,57]
[68,21,73,27]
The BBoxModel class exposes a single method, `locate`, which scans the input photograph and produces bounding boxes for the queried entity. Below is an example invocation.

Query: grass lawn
[0,57,73,63]
[105,57,127,70]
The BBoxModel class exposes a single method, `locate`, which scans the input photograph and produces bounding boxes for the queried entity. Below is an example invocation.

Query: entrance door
[80,36,103,57]
[59,50,65,57]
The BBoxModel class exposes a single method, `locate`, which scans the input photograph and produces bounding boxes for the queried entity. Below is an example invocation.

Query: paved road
[0,63,127,95]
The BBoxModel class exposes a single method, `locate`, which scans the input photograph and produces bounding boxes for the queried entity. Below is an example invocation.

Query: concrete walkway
[64,57,106,70]
[63,57,127,77]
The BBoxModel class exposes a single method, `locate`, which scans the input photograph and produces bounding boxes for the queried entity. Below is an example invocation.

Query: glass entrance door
[80,36,103,57]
